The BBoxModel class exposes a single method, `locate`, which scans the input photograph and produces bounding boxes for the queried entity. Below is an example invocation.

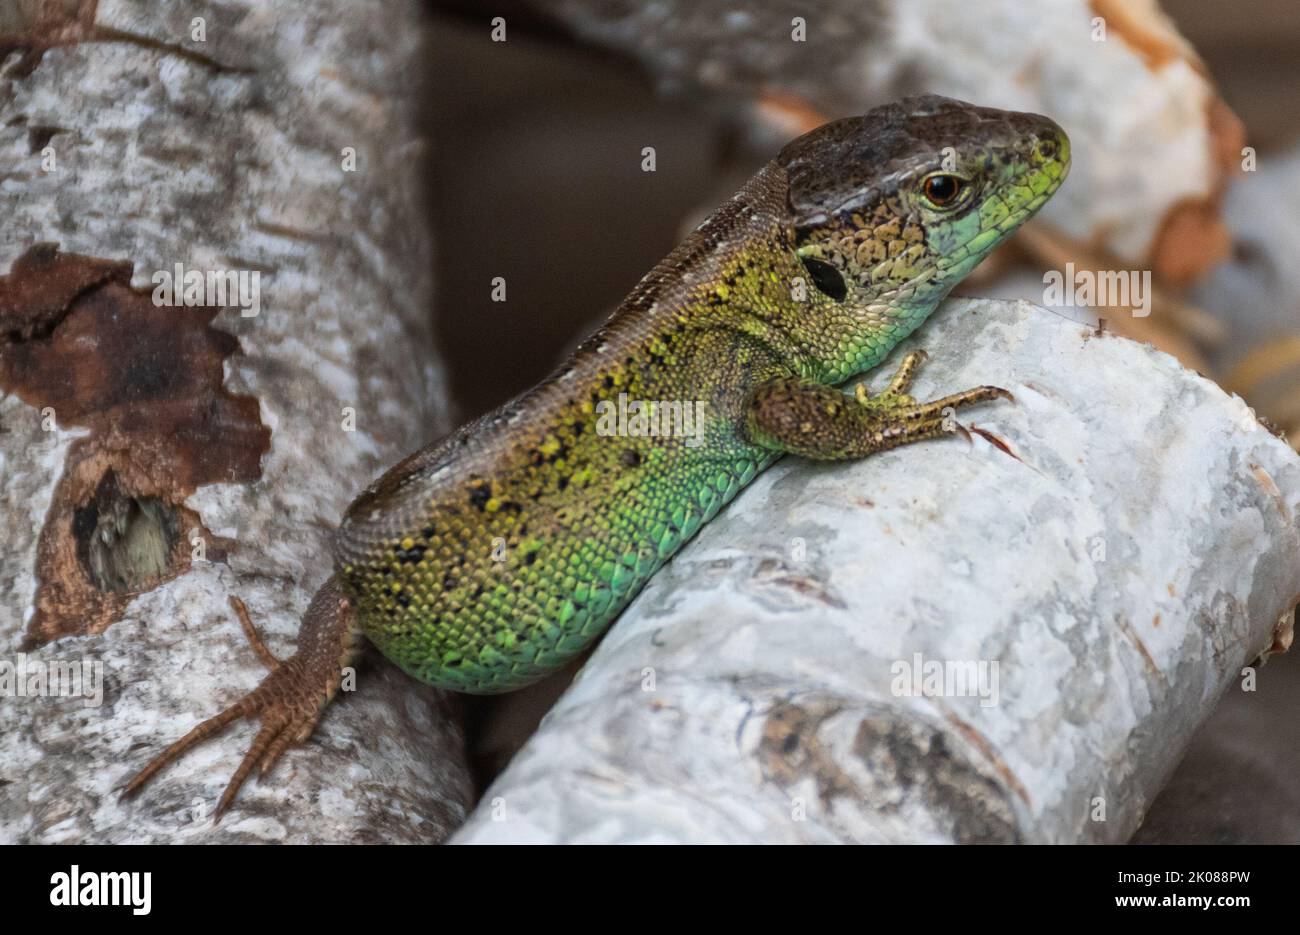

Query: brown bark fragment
[1147,198,1233,288]
[0,0,98,76]
[0,246,268,646]
[1089,0,1197,72]
[1140,64,1245,287]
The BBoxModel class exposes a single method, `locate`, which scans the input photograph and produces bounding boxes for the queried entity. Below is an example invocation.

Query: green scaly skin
[124,95,1069,816]
[339,95,1069,692]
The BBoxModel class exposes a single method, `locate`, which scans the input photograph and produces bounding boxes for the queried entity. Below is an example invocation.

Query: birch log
[0,0,472,843]
[453,297,1300,845]
[538,0,1242,285]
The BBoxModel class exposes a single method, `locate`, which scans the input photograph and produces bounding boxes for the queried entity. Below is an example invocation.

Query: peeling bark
[1,246,268,646]
[453,298,1300,845]
[0,0,472,843]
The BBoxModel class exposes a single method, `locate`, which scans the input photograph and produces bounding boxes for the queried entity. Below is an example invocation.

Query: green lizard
[123,95,1069,818]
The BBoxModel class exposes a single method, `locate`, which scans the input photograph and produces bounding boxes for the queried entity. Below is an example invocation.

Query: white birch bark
[0,0,472,843]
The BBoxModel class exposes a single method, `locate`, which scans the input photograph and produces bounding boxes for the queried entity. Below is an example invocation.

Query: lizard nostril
[1036,138,1057,160]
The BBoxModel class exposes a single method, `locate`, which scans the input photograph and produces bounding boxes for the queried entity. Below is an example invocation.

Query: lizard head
[778,94,1069,308]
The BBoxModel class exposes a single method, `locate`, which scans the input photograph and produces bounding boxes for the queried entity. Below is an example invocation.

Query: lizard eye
[800,256,847,301]
[920,172,968,209]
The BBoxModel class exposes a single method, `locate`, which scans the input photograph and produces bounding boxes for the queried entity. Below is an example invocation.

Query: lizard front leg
[121,576,364,821]
[745,350,1010,460]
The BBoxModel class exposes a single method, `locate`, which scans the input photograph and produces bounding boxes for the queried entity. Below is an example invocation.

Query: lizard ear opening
[801,256,847,301]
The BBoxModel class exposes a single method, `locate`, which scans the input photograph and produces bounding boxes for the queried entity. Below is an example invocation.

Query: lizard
[122,94,1069,819]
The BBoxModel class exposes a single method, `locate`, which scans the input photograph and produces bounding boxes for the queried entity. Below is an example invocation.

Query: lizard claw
[120,578,358,823]
[854,349,929,410]
[208,682,321,821]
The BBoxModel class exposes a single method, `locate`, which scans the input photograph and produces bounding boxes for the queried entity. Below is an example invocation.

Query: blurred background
[419,0,1300,842]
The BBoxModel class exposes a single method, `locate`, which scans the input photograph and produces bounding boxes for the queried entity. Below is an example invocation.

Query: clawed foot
[853,349,1012,440]
[121,580,356,822]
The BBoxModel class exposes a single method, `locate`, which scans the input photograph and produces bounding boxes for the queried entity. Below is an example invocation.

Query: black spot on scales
[468,484,491,511]
[395,543,426,563]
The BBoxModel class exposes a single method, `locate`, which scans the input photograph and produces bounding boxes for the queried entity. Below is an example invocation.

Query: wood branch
[0,0,472,843]
[452,296,1300,844]
[539,0,1242,285]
